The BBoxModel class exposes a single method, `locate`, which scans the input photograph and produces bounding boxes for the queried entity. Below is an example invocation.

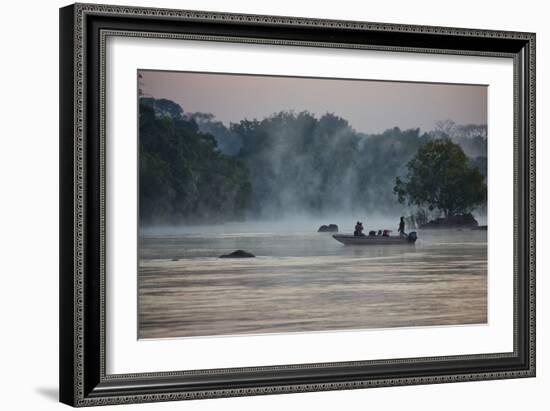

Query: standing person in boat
[398,216,406,236]
[354,221,365,237]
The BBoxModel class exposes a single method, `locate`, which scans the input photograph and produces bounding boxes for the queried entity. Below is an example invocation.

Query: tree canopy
[139,98,252,224]
[139,97,487,224]
[393,138,486,218]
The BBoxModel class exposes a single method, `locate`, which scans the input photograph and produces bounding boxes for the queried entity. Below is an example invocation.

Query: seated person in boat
[398,216,406,236]
[354,221,365,237]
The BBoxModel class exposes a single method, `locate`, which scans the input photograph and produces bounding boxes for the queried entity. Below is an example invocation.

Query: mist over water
[138,217,487,339]
[140,212,487,246]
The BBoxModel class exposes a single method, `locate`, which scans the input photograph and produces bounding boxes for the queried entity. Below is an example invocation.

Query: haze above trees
[139,97,487,225]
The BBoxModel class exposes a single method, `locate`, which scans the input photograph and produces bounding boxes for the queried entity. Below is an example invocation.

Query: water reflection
[138,226,487,339]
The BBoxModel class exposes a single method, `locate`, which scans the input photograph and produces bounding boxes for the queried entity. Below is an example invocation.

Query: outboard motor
[407,231,418,243]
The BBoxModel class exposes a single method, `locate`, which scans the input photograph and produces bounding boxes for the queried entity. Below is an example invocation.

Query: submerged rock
[318,224,339,233]
[420,213,479,229]
[219,250,255,258]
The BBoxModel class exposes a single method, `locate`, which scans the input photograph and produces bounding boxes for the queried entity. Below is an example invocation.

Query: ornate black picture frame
[59,3,535,407]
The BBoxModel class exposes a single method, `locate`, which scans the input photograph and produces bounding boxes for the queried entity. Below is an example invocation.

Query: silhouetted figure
[398,216,406,236]
[354,221,365,237]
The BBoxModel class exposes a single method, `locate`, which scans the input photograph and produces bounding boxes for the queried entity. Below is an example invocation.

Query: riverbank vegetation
[139,97,487,225]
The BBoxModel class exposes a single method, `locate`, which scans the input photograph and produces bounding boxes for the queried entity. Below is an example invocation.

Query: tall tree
[393,139,486,218]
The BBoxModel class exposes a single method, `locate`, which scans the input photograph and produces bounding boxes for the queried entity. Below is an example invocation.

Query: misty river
[138,219,487,339]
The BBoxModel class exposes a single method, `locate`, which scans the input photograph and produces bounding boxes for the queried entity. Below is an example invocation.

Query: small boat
[332,232,417,245]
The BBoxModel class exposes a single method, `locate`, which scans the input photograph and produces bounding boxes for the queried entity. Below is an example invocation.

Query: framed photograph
[59,3,535,407]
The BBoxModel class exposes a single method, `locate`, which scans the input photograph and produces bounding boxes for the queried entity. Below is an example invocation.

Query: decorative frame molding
[60,3,535,407]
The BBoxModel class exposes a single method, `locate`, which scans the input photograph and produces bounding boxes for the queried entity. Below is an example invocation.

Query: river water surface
[138,220,487,339]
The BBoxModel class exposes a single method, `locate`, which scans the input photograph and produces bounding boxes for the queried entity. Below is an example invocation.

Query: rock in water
[219,250,255,258]
[472,225,488,231]
[420,213,479,229]
[318,224,339,233]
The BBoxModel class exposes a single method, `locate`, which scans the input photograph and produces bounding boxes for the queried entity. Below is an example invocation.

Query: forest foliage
[139,97,487,224]
[394,139,486,218]
[139,98,252,223]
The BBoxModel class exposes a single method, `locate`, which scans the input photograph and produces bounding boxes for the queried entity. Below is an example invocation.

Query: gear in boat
[333,217,417,245]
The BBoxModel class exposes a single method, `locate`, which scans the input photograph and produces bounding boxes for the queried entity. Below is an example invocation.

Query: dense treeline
[139,97,487,224]
[232,114,431,216]
[139,98,252,224]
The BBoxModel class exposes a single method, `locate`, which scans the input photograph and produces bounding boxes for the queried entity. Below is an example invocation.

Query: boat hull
[332,234,416,245]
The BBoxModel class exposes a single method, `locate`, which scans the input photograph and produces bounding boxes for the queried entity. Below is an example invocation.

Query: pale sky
[139,70,487,134]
